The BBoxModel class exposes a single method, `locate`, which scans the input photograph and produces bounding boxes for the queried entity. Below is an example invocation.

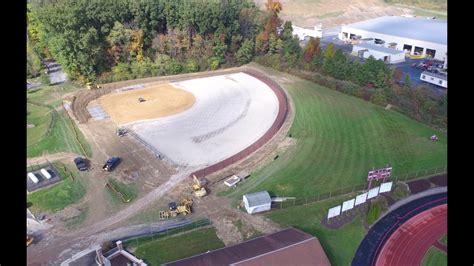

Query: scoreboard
[367,166,392,181]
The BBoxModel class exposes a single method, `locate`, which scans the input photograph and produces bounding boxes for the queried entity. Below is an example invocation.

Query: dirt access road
[27,152,79,167]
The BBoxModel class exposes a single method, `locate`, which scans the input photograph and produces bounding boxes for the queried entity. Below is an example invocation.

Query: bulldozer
[27,235,34,247]
[192,175,207,197]
[86,82,101,90]
[159,198,193,219]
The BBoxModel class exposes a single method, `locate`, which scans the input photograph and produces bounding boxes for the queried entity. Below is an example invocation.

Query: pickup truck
[74,157,88,171]
[102,157,121,171]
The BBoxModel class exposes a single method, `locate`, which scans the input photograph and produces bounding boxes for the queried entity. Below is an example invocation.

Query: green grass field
[422,247,447,266]
[440,234,447,245]
[27,103,53,145]
[222,73,447,199]
[27,84,92,158]
[266,194,365,266]
[27,162,87,212]
[317,11,344,19]
[132,227,225,265]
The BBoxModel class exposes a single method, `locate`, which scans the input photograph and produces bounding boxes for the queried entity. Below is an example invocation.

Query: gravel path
[27,152,80,166]
[43,59,67,85]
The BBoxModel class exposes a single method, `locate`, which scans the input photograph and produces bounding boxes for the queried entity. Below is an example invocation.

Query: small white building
[242,191,272,214]
[420,71,447,88]
[339,16,447,61]
[40,168,52,179]
[352,43,405,63]
[28,172,39,184]
[292,24,323,41]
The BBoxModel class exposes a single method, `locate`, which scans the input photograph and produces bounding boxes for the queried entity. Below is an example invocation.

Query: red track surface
[375,204,447,266]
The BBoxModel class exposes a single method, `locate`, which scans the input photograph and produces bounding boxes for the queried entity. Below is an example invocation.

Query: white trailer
[28,173,39,183]
[224,175,241,187]
[40,168,52,179]
[420,71,447,88]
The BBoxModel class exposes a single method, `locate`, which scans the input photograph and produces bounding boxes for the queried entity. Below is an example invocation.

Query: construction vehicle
[192,175,207,197]
[27,235,34,247]
[159,198,193,219]
[86,82,101,90]
[116,128,128,137]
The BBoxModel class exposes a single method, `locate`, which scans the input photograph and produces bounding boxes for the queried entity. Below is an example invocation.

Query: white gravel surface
[129,72,279,167]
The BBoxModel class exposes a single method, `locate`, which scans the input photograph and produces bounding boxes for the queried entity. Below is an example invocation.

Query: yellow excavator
[192,175,207,198]
[86,82,101,90]
[27,235,34,247]
[159,198,193,219]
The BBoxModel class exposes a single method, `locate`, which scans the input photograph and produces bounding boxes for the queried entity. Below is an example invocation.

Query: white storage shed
[28,173,39,184]
[352,43,405,63]
[40,168,52,179]
[242,191,272,214]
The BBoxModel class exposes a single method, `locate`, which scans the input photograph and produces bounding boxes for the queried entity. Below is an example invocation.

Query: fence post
[317,194,320,202]
[329,191,332,198]
[305,197,308,204]
[280,201,282,209]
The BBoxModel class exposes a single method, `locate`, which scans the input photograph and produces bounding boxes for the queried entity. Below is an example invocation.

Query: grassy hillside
[27,162,87,212]
[132,227,225,265]
[27,84,92,158]
[266,195,365,266]
[223,70,447,199]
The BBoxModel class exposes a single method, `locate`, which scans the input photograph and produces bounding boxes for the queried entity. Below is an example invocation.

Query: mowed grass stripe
[222,75,446,198]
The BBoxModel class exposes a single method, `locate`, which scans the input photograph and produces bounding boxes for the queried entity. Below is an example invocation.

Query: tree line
[27,0,260,83]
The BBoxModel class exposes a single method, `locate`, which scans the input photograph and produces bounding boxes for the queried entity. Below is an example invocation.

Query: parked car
[74,157,88,171]
[102,157,121,171]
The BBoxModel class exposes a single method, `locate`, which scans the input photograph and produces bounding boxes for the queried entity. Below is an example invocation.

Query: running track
[352,192,447,266]
[375,204,447,265]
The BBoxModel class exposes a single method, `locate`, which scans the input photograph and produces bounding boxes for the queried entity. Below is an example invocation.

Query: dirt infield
[98,84,195,125]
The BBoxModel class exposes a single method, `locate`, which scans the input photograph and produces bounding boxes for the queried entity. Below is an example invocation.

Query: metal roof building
[353,42,406,63]
[242,191,271,214]
[339,16,447,61]
[165,227,331,266]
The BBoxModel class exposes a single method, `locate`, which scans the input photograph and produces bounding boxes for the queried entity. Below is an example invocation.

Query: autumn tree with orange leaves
[256,0,283,54]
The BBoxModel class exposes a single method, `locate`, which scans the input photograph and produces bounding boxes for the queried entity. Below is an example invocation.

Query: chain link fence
[110,218,213,253]
[270,165,447,210]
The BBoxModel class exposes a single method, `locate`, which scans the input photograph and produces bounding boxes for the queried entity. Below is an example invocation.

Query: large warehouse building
[339,16,447,61]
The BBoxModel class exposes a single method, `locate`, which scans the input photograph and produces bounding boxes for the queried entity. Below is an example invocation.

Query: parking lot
[394,58,446,90]
[299,27,447,94]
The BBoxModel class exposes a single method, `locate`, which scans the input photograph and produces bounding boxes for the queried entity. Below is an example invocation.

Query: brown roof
[109,253,133,266]
[165,228,331,266]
